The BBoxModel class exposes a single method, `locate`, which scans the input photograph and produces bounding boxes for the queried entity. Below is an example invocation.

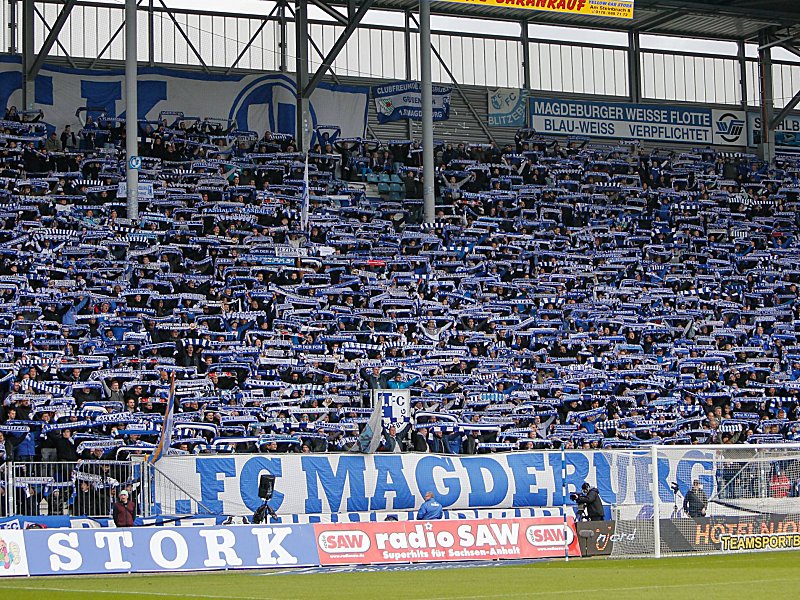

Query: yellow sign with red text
[437,0,634,19]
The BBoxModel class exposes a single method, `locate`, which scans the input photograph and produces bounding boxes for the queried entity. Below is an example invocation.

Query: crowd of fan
[1,103,800,482]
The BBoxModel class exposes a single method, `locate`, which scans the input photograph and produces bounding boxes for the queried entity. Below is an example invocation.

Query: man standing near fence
[113,489,136,527]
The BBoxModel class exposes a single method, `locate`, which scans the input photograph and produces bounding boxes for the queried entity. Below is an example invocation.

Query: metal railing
[0,459,139,519]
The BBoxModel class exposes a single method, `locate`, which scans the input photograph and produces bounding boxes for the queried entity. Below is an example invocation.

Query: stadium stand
[1,105,800,487]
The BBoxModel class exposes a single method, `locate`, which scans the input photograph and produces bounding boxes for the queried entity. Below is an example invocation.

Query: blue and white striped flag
[148,372,177,463]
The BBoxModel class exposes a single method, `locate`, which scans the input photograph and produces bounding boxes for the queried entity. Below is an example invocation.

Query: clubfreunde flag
[148,373,177,463]
[372,81,452,123]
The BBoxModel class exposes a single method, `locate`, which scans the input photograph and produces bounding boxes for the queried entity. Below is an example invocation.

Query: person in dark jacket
[360,366,398,390]
[683,480,708,517]
[113,489,137,527]
[72,480,103,516]
[54,429,79,462]
[572,482,604,521]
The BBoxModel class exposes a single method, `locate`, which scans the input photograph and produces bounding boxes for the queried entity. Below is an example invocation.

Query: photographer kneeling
[571,482,605,521]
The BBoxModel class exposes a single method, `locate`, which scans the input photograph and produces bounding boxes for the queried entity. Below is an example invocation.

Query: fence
[1,459,139,519]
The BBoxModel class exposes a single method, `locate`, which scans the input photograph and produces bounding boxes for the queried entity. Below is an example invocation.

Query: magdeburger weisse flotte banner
[313,517,581,565]
[529,97,746,146]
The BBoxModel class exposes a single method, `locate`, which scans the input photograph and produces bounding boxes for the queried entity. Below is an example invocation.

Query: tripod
[670,482,683,519]
[253,500,278,524]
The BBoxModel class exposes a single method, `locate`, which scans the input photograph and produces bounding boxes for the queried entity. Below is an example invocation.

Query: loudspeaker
[258,473,275,500]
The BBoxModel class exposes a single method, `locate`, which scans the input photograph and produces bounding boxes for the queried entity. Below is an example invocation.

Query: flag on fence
[148,373,177,463]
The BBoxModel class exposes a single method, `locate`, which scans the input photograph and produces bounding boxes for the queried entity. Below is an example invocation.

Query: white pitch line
[425,577,800,600]
[0,586,301,600]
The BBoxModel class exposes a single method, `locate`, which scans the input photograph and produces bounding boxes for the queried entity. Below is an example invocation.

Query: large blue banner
[154,450,717,517]
[372,81,452,123]
[529,97,746,146]
[0,56,369,139]
[21,524,318,576]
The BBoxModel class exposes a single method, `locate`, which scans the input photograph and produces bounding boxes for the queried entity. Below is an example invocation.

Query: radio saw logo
[525,523,575,548]
[318,530,371,554]
[0,537,21,570]
[715,113,745,144]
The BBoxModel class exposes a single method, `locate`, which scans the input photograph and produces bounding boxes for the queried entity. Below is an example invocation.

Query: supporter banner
[313,517,580,565]
[438,0,634,19]
[488,88,526,127]
[0,56,369,139]
[0,530,29,576]
[747,112,800,148]
[530,97,746,146]
[153,449,718,517]
[117,182,155,200]
[372,82,452,123]
[373,388,411,430]
[23,524,318,576]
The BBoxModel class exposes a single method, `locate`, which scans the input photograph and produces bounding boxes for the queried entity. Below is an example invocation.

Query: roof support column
[521,19,531,127]
[125,0,139,221]
[404,9,414,140]
[627,30,641,103]
[22,0,35,110]
[757,29,776,163]
[420,0,435,224]
[295,0,312,151]
[737,40,748,111]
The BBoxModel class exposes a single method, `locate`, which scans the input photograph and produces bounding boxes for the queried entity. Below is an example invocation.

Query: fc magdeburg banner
[373,81,452,123]
[0,56,369,139]
[530,97,746,146]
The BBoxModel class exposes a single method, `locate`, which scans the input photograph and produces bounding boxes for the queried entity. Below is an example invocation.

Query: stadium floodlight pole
[419,0,435,224]
[125,0,139,221]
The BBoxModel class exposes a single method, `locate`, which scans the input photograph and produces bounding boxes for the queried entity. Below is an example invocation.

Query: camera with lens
[569,492,579,502]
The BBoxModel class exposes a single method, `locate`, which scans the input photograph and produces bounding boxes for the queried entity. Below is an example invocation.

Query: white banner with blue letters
[530,97,746,146]
[0,56,368,139]
[153,449,718,517]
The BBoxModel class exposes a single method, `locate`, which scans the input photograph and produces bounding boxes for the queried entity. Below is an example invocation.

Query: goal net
[607,444,800,558]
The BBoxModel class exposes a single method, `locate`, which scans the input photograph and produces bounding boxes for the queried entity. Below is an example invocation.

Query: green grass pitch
[0,552,797,599]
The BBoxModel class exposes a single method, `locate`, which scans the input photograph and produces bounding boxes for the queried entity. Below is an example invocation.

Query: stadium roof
[325,0,800,41]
